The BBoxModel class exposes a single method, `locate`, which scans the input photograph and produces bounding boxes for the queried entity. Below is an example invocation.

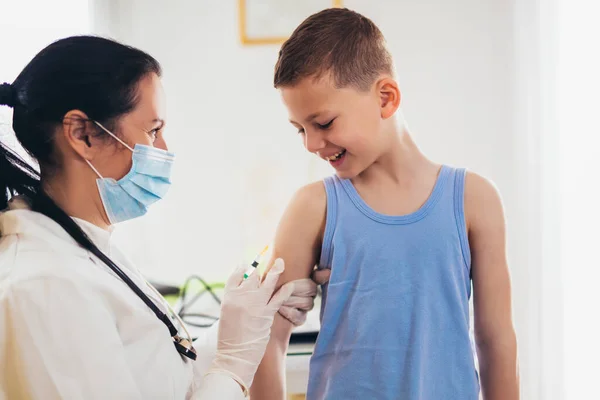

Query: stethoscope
[145,279,197,360]
[32,192,198,361]
[85,224,198,361]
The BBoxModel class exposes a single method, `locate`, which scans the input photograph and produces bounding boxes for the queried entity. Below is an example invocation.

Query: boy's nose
[304,131,326,154]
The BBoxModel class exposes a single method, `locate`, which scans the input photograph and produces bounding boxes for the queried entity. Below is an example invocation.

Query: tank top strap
[451,167,471,269]
[319,176,339,268]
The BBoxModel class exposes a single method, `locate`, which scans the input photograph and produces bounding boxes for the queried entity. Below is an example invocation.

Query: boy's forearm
[250,343,287,400]
[249,315,293,400]
[477,335,519,400]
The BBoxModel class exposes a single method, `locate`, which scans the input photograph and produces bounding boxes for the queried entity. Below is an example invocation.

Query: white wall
[90,1,545,398]
[0,0,90,150]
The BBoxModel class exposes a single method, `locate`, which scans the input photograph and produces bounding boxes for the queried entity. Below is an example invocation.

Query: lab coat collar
[0,196,115,257]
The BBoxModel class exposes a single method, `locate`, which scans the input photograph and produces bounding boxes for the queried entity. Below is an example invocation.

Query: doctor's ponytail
[0,83,40,210]
[0,140,40,211]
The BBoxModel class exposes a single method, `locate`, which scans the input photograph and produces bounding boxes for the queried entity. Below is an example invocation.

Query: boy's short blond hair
[274,8,393,91]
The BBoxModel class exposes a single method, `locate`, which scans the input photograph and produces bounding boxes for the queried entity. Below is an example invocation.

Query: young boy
[251,8,519,400]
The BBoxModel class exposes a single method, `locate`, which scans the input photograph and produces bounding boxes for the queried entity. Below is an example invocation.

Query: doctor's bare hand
[206,258,294,393]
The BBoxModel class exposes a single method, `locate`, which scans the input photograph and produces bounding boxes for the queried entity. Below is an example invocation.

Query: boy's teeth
[327,151,343,161]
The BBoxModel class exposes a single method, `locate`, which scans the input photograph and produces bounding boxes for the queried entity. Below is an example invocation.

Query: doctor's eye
[147,128,160,141]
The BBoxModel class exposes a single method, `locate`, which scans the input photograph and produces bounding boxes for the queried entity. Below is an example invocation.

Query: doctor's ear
[61,110,103,160]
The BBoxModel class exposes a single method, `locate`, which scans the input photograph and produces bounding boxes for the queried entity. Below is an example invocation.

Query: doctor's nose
[154,136,168,151]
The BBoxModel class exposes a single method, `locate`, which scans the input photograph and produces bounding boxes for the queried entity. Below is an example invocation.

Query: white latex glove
[279,268,331,326]
[279,278,317,326]
[206,258,294,395]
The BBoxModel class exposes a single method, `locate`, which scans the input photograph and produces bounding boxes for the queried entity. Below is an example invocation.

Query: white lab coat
[0,197,245,400]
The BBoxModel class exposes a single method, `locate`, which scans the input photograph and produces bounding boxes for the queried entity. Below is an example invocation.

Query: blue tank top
[307,166,479,400]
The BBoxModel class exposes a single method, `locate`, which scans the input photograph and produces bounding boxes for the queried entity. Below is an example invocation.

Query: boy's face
[281,74,387,179]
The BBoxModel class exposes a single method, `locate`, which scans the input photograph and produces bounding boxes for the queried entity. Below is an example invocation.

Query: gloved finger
[311,268,331,285]
[288,278,318,297]
[225,264,248,290]
[282,295,315,311]
[267,281,295,310]
[260,258,286,293]
[279,305,308,326]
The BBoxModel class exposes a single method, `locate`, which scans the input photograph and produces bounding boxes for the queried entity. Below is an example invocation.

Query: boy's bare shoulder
[278,180,327,237]
[464,171,505,229]
[289,180,327,214]
[464,171,502,202]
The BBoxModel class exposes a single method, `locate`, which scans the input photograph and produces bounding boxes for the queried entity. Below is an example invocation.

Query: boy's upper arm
[465,172,516,345]
[266,181,327,289]
[249,182,327,399]
[263,181,326,344]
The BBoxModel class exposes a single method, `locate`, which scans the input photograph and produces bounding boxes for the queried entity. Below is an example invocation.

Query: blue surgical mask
[85,121,175,224]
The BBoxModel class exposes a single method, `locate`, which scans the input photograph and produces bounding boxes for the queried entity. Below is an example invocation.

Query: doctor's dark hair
[0,35,160,238]
[0,35,160,208]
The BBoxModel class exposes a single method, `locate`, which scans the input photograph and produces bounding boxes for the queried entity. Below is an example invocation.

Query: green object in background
[149,281,180,306]
[167,281,225,307]
[164,293,181,307]
[151,279,226,307]
[158,243,270,307]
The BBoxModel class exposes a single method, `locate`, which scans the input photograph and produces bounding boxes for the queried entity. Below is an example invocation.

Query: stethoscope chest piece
[174,335,197,360]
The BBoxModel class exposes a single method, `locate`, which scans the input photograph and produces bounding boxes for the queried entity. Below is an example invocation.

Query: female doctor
[0,36,327,399]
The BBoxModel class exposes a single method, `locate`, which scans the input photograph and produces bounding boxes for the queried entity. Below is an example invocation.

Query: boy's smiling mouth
[324,149,346,161]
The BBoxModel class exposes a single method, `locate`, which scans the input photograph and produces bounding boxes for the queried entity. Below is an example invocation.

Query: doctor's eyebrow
[148,119,165,129]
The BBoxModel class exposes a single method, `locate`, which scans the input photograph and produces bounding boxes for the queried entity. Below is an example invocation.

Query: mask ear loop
[85,121,135,180]
[85,159,104,179]
[85,121,133,179]
[93,121,135,152]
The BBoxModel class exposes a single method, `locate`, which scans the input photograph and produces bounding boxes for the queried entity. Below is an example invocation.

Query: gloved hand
[279,268,331,326]
[206,258,294,394]
[279,279,317,326]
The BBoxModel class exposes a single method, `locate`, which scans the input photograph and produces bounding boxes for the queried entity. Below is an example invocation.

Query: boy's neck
[354,123,438,186]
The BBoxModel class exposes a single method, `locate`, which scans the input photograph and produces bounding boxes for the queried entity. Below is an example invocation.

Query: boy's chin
[334,168,359,180]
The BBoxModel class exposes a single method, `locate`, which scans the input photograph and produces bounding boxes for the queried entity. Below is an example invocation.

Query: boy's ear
[61,110,99,161]
[377,78,401,119]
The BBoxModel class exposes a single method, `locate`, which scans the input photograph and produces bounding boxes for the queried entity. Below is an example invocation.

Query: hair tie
[0,83,17,108]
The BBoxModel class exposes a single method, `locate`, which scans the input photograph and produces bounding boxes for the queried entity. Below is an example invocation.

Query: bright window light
[558,1,600,399]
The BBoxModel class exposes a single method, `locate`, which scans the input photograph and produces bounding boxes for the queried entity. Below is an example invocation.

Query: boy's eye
[317,119,335,130]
